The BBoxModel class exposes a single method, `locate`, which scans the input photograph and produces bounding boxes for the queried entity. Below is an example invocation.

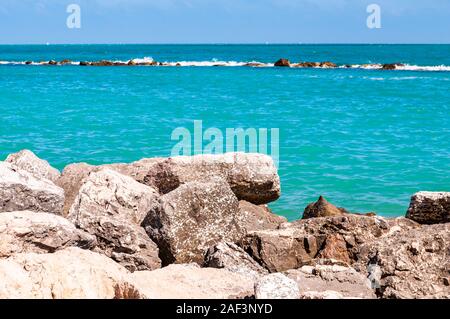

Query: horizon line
[1,42,450,46]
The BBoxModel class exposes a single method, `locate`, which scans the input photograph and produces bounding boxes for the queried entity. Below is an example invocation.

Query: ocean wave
[0,59,449,71]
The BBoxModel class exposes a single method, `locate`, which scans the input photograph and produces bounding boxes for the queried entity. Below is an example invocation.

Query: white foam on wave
[1,59,450,71]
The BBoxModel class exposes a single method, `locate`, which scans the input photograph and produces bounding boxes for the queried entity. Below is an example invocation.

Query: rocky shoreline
[8,58,410,70]
[0,149,448,299]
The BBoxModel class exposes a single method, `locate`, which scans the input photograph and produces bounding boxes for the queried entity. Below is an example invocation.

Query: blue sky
[1,0,449,44]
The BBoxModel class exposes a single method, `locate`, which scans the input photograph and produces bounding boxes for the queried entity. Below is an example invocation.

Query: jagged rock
[68,169,161,271]
[204,242,268,280]
[274,59,290,67]
[319,61,337,68]
[144,153,281,205]
[285,265,375,299]
[355,223,450,299]
[56,162,97,215]
[302,196,348,219]
[0,162,64,215]
[237,200,287,233]
[241,214,419,272]
[144,178,243,265]
[0,211,95,257]
[0,248,141,299]
[91,60,114,66]
[130,263,254,299]
[316,234,351,264]
[255,273,299,299]
[406,191,450,224]
[5,149,60,182]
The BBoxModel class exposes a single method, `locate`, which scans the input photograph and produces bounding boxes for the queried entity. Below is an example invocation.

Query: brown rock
[320,61,337,68]
[355,223,450,299]
[237,200,287,233]
[317,234,351,265]
[406,191,450,224]
[302,196,348,219]
[79,61,89,66]
[5,149,60,183]
[47,60,58,65]
[60,59,72,65]
[0,162,64,215]
[130,263,255,299]
[143,178,243,265]
[274,58,290,67]
[204,242,268,280]
[68,169,161,271]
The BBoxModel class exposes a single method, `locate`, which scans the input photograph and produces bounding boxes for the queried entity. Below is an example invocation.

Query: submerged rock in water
[274,58,290,67]
[302,196,348,219]
[406,191,450,224]
[0,162,64,215]
[5,149,60,182]
[68,169,161,271]
[144,178,243,265]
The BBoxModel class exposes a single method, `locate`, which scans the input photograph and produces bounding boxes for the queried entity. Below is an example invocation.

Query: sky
[0,0,449,44]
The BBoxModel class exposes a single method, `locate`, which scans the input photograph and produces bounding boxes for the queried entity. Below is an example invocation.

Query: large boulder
[144,178,243,265]
[0,162,64,215]
[56,163,97,216]
[0,211,95,257]
[68,169,161,271]
[355,223,450,299]
[274,59,290,67]
[237,200,287,233]
[302,196,348,219]
[406,191,450,224]
[130,263,255,299]
[204,242,268,280]
[5,150,60,182]
[142,153,280,205]
[0,247,141,299]
[254,273,299,299]
[285,264,375,299]
[241,214,419,272]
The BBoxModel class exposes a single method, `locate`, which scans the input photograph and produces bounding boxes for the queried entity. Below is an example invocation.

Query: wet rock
[237,200,287,233]
[79,61,89,66]
[204,242,268,280]
[406,191,450,224]
[91,60,114,66]
[320,61,337,68]
[68,169,161,271]
[302,196,348,219]
[255,273,299,299]
[25,61,32,65]
[274,59,290,67]
[130,263,254,299]
[0,162,64,215]
[0,211,96,257]
[0,247,141,299]
[143,153,281,205]
[5,149,60,182]
[47,60,58,65]
[381,63,404,70]
[285,264,375,299]
[143,178,243,265]
[60,59,72,65]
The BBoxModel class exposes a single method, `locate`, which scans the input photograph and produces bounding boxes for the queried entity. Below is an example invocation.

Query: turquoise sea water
[1,44,449,220]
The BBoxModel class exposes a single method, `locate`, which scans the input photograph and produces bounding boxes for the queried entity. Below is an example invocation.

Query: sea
[1,44,449,220]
